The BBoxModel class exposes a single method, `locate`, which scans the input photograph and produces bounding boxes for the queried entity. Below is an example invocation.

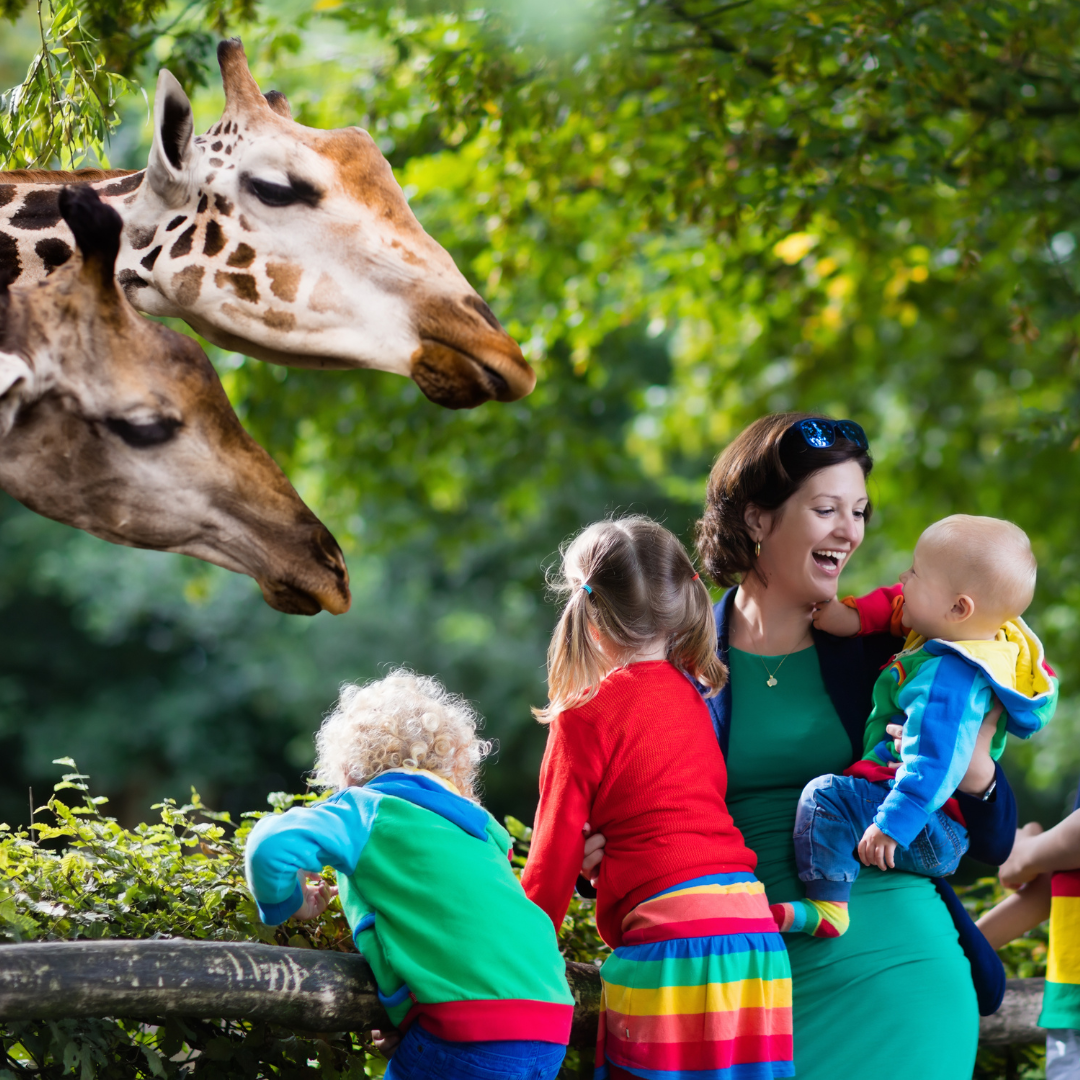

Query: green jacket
[246,769,574,1043]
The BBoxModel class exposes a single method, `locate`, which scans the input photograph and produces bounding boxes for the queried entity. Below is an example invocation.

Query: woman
[582,413,1014,1077]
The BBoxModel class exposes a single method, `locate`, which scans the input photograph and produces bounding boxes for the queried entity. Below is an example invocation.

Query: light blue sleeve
[874,654,992,848]
[244,787,379,924]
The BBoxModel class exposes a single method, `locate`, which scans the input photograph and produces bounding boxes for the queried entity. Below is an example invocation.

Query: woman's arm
[956,757,1018,866]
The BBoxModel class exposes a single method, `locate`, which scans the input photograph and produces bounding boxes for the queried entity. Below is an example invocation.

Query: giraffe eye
[245,174,323,209]
[105,417,182,448]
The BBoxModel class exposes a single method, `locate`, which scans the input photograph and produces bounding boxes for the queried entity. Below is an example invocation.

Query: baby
[244,671,573,1080]
[771,515,1058,939]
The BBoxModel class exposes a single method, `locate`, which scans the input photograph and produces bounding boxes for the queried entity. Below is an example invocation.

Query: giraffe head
[0,185,351,615]
[119,39,533,409]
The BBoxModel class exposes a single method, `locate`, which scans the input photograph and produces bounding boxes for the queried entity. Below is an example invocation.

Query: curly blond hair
[312,669,492,799]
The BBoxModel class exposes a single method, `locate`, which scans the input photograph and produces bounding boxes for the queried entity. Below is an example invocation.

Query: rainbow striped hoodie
[854,618,1057,848]
[245,769,574,1044]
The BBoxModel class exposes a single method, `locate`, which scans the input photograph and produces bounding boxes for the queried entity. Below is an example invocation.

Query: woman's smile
[811,549,849,576]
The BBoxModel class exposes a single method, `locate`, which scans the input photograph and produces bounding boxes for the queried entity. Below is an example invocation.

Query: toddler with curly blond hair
[245,670,573,1080]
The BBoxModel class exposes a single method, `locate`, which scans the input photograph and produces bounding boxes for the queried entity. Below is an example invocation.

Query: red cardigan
[521,660,756,947]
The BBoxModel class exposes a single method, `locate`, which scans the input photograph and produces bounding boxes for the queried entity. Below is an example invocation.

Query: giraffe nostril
[463,293,502,332]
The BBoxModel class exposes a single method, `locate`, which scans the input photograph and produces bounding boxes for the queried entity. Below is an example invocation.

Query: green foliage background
[1,3,1080,1073]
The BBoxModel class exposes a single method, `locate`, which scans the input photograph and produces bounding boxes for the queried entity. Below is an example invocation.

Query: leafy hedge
[0,764,604,1078]
[0,763,1050,1079]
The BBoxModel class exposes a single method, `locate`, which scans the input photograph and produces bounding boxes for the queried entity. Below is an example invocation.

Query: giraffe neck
[0,171,144,284]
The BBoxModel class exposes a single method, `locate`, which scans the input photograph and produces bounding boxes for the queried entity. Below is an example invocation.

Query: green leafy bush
[0,763,604,1078]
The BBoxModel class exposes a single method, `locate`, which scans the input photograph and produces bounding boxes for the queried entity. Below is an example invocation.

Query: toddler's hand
[811,599,861,638]
[859,823,897,871]
[291,872,337,921]
[371,1029,402,1059]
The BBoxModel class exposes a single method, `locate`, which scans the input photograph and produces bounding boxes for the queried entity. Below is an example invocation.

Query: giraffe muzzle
[254,523,351,616]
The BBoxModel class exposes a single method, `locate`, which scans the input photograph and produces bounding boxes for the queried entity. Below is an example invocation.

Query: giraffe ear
[147,69,196,209]
[0,350,32,438]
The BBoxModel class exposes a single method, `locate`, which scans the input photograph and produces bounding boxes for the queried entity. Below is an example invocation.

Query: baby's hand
[812,599,861,637]
[291,872,337,921]
[859,823,898,871]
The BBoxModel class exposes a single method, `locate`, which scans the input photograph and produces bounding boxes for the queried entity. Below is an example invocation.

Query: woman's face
[746,460,869,606]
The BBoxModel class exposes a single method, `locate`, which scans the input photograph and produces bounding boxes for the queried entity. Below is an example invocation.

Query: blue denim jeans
[793,773,969,902]
[384,1025,566,1080]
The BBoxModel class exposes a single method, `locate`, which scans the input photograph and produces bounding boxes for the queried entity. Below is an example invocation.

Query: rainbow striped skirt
[595,872,793,1080]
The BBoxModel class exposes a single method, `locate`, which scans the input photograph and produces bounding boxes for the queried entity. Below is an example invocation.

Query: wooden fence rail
[0,941,1045,1049]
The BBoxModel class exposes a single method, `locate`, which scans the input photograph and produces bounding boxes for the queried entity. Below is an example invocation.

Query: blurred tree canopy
[1,0,1079,834]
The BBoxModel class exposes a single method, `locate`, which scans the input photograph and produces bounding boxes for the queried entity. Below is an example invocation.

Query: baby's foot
[769,900,850,938]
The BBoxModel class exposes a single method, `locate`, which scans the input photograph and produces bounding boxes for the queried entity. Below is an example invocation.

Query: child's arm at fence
[975,872,1054,950]
[1000,812,1080,888]
[245,790,374,923]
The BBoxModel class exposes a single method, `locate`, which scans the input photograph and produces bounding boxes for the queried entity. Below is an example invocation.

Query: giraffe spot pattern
[0,231,21,285]
[173,265,204,307]
[197,194,209,214]
[211,141,223,152]
[261,308,296,331]
[0,186,14,209]
[128,224,157,251]
[35,236,73,272]
[11,189,61,231]
[239,215,254,232]
[226,243,255,268]
[203,220,227,257]
[214,194,233,217]
[266,261,301,302]
[170,224,197,259]
[205,172,217,185]
[214,270,259,303]
[117,268,147,290]
[141,246,163,270]
[165,215,186,232]
[209,158,224,168]
[99,171,144,196]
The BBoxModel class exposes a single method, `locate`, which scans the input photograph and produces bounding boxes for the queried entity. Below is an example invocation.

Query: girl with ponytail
[522,516,793,1080]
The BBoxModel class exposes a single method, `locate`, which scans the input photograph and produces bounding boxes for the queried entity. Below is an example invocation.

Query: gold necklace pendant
[759,652,792,687]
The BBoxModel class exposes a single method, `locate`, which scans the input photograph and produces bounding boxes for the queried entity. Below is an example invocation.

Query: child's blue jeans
[794,773,969,902]
[385,1025,566,1080]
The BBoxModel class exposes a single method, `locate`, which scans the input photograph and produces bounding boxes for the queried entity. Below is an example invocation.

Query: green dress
[725,646,978,1078]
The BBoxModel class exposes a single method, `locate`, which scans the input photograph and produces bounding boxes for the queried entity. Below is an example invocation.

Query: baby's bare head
[918,515,1036,627]
[312,669,492,799]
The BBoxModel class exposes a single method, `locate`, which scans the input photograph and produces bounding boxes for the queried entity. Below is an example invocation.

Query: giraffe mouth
[412,337,531,409]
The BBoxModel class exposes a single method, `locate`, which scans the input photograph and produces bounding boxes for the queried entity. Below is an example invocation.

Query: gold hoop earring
[754,541,761,558]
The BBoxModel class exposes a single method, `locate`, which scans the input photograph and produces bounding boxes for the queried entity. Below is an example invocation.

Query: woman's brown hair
[534,515,727,723]
[695,412,873,588]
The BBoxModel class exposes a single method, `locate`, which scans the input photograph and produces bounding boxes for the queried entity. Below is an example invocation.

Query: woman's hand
[371,1029,402,1059]
[811,599,861,637]
[956,699,1002,796]
[999,822,1046,889]
[291,872,337,921]
[582,822,606,886]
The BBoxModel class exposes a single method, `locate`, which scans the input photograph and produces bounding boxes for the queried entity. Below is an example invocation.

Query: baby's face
[898,537,964,640]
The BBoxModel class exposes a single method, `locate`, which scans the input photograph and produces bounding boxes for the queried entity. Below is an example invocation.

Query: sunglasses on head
[789,418,869,450]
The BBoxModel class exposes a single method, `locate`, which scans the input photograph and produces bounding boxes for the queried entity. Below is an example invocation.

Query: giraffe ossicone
[0,184,351,616]
[0,39,534,409]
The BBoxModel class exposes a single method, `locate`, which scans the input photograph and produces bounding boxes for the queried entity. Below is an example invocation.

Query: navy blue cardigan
[709,587,1012,1016]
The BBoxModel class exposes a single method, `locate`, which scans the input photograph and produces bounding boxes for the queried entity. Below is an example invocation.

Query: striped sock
[770,900,850,938]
